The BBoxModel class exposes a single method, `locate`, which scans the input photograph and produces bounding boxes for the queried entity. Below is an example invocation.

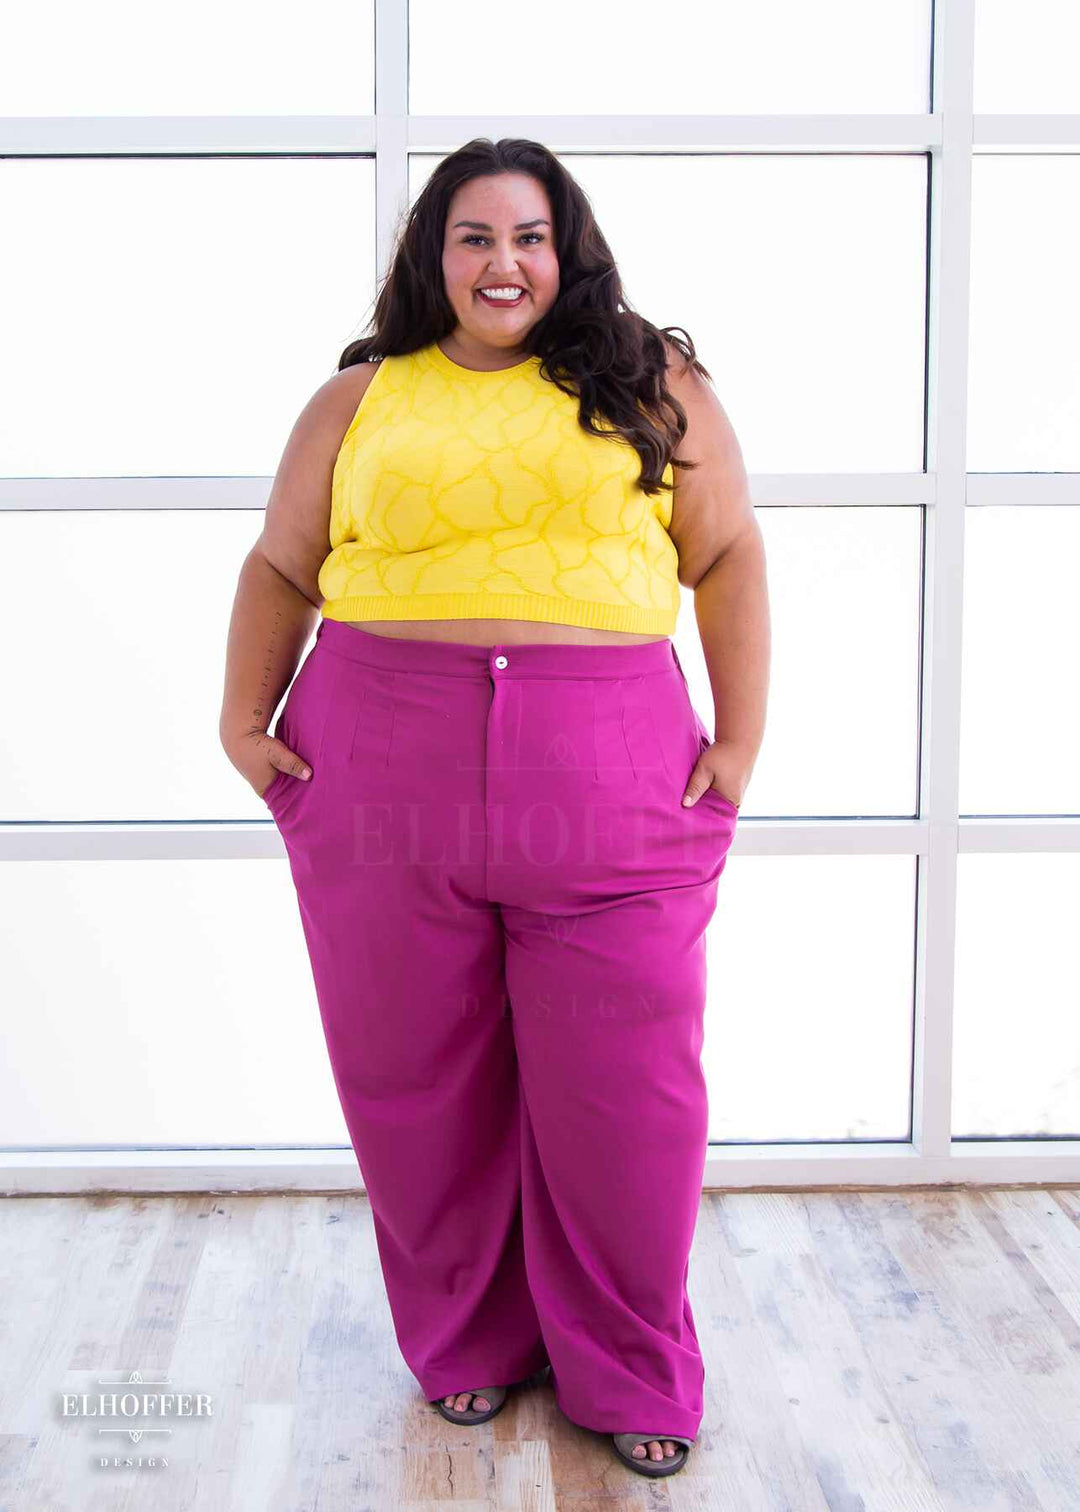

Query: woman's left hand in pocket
[682,740,749,810]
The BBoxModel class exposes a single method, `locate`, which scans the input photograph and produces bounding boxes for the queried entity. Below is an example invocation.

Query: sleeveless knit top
[317,340,681,635]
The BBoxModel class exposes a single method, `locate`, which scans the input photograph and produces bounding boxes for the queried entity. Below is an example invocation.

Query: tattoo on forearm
[252,608,286,732]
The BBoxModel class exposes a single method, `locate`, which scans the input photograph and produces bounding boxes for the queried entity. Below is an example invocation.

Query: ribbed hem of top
[320,592,678,636]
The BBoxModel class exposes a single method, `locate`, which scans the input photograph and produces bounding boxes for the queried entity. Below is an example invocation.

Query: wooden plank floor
[1,1188,1079,1510]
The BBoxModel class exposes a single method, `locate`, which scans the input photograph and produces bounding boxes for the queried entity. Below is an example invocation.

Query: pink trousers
[263,617,738,1440]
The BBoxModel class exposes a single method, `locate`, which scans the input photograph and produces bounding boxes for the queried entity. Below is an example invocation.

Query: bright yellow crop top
[317,339,681,635]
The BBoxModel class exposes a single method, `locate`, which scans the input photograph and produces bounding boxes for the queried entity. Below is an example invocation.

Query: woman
[221,136,769,1480]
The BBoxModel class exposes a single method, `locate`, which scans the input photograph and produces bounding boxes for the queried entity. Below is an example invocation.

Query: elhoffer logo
[60,1370,212,1470]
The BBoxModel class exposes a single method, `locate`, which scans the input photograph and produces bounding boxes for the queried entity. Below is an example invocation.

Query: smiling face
[441,172,560,363]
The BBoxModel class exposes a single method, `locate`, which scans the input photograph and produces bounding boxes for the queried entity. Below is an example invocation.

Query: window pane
[706,856,916,1142]
[0,158,375,475]
[675,507,922,818]
[974,0,1080,114]
[960,506,1080,817]
[0,860,349,1148]
[954,854,1080,1139]
[411,0,931,114]
[1,0,374,114]
[412,153,928,473]
[0,511,288,825]
[968,156,1080,472]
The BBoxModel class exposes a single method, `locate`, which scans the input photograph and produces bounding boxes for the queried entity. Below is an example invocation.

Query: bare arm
[219,362,379,796]
[664,344,770,809]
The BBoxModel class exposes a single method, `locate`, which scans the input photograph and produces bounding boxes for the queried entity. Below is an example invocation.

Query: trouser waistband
[316,617,682,681]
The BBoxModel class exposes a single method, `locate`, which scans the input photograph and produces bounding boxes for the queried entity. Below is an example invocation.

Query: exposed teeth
[478,287,525,300]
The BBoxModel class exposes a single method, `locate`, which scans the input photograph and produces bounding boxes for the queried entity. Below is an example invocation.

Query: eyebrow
[452,219,551,231]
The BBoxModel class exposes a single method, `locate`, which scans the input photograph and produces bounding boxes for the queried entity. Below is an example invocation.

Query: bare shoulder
[660,335,712,405]
[322,360,383,422]
[338,358,382,396]
[658,338,756,585]
[660,339,730,454]
[280,362,383,455]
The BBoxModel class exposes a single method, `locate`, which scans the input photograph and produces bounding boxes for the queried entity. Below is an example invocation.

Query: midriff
[340,619,668,647]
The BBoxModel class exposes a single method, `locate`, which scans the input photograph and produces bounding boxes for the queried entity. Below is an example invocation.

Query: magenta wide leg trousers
[263,618,739,1440]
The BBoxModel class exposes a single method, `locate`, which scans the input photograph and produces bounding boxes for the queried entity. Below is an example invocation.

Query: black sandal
[612,1432,693,1477]
[430,1365,551,1427]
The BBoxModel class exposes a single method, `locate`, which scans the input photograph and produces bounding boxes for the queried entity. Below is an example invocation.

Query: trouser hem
[551,1381,702,1441]
[420,1350,552,1403]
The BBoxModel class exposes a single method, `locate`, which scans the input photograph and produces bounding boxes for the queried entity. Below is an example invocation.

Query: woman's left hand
[682,740,750,810]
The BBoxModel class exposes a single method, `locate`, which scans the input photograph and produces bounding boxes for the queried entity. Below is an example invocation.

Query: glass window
[954,854,1080,1139]
[0,158,375,476]
[0,860,350,1148]
[676,506,923,818]
[960,506,1080,817]
[0,510,298,824]
[968,156,1080,473]
[704,856,917,1142]
[1,0,374,115]
[411,0,932,115]
[974,0,1080,113]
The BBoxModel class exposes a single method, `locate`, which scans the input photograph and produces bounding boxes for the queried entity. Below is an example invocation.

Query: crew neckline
[428,340,538,378]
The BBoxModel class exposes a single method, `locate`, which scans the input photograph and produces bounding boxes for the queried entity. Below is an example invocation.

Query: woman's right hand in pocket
[225,729,311,799]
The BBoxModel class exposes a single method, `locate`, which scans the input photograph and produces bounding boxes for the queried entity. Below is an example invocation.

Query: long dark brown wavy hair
[337,137,711,497]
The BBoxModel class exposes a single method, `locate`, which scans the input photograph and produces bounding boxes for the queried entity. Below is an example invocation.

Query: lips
[476,287,527,307]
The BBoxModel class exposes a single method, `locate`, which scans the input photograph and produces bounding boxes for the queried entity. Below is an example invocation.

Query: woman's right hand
[225,729,311,799]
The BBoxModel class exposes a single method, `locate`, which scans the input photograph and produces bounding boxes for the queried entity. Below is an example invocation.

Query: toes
[442,1391,492,1414]
[633,1440,674,1460]
[626,1437,681,1461]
